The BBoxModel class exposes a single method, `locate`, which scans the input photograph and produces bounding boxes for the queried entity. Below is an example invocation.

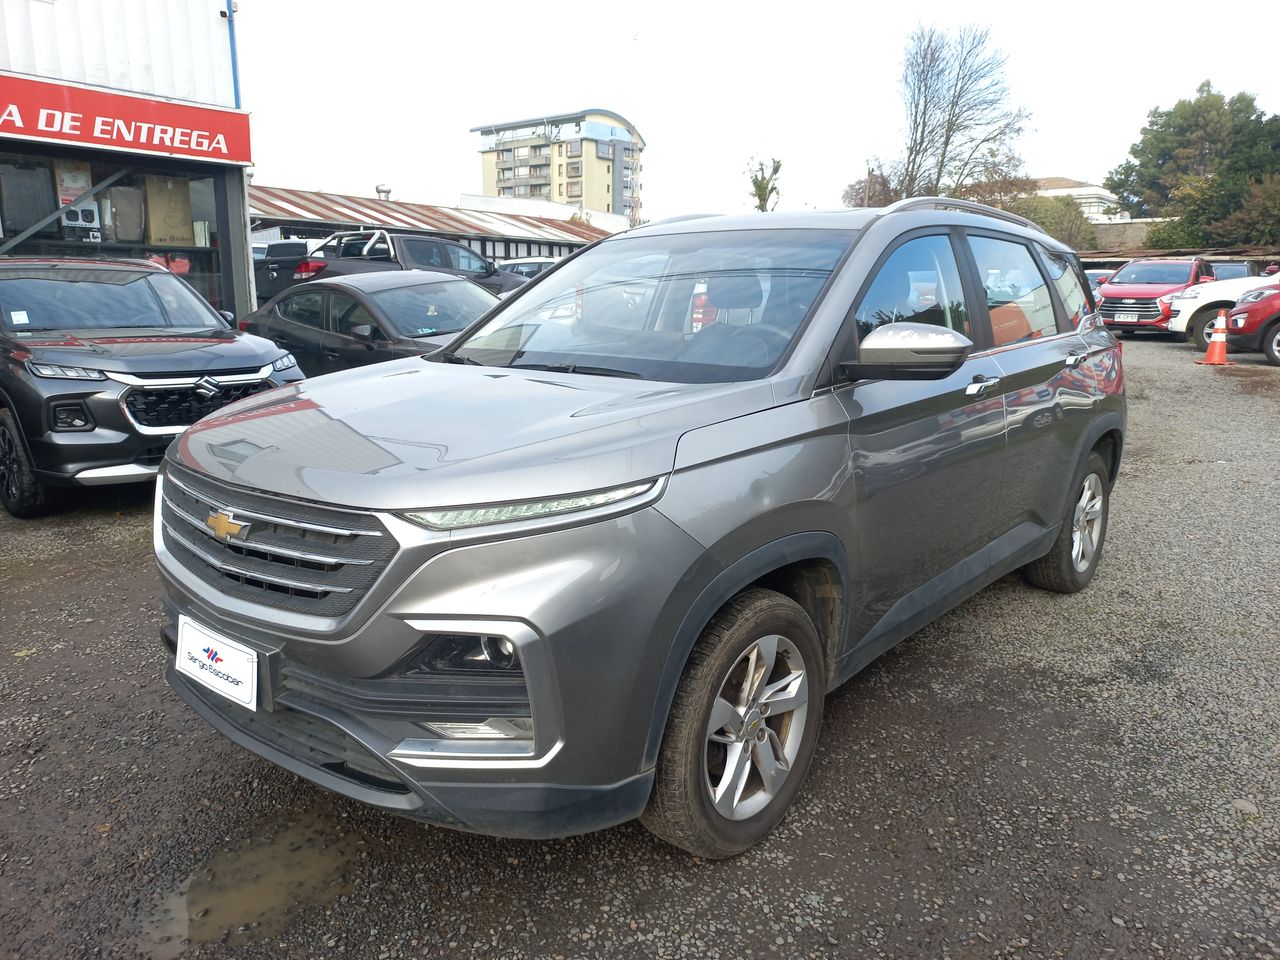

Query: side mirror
[219,309,236,324]
[840,321,973,382]
[350,324,375,344]
[485,260,498,276]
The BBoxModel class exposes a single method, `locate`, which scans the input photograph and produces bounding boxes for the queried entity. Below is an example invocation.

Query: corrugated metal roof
[247,186,611,245]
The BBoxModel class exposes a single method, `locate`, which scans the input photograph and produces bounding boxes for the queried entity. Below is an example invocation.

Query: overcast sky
[236,0,1277,220]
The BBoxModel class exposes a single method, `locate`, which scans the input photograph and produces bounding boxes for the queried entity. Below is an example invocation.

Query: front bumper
[20,365,304,486]
[1226,330,1265,352]
[156,486,713,838]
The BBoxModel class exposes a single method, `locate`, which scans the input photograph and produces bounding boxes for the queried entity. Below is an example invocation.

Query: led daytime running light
[403,481,655,531]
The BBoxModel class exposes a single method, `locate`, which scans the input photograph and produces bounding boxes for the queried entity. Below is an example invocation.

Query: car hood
[169,358,775,511]
[13,328,282,373]
[1097,282,1186,299]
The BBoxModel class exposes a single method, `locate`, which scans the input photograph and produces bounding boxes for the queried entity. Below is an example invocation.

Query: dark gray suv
[154,198,1125,857]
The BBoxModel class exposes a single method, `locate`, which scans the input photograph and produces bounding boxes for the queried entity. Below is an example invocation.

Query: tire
[1190,309,1222,351]
[641,588,826,858]
[1263,322,1280,366]
[0,409,52,518]
[1023,451,1110,594]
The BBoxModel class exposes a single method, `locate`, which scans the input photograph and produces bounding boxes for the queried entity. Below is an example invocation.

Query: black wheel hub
[0,425,20,503]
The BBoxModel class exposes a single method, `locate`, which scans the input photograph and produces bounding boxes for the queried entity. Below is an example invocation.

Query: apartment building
[472,109,644,223]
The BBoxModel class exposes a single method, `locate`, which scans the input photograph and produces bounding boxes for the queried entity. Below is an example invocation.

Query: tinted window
[399,238,447,269]
[1040,248,1090,328]
[449,229,857,383]
[970,236,1057,346]
[371,280,498,338]
[854,235,970,340]
[447,244,489,274]
[1109,261,1193,284]
[0,268,221,332]
[329,293,382,339]
[278,291,324,328]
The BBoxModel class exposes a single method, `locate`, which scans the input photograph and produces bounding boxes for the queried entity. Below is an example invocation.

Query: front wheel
[1023,452,1110,594]
[1263,323,1280,366]
[641,588,826,858]
[1190,309,1221,351]
[0,409,52,518]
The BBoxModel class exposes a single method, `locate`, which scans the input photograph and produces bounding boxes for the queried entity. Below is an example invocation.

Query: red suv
[1225,283,1280,364]
[1096,258,1216,332]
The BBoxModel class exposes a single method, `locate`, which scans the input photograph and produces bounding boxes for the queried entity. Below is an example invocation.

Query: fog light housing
[51,402,94,431]
[409,633,524,676]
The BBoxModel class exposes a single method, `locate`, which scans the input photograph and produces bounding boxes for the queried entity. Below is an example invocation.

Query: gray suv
[154,198,1125,857]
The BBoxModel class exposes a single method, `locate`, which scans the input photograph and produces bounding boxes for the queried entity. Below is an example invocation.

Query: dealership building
[0,0,254,315]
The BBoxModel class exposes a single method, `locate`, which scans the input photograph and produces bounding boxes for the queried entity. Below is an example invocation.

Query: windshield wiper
[509,362,642,379]
[434,351,482,365]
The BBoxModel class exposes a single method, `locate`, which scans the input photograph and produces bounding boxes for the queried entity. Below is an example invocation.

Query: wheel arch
[641,532,849,770]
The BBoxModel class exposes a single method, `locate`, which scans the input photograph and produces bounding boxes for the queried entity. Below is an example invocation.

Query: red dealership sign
[0,72,251,165]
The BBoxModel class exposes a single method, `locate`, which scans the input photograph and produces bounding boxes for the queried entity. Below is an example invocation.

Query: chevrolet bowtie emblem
[205,509,249,542]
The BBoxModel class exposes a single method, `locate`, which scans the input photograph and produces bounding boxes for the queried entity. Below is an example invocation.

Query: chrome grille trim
[163,519,354,595]
[162,494,374,567]
[165,470,383,538]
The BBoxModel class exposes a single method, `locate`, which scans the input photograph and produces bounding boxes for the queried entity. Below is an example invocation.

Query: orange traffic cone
[1195,310,1235,366]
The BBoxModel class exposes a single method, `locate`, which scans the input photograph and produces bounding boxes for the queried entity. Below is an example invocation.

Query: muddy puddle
[131,816,364,958]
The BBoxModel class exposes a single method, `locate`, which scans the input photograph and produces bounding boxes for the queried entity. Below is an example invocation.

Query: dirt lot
[1,338,1277,960]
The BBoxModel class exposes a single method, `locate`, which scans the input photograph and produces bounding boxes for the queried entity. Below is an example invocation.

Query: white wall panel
[0,0,236,107]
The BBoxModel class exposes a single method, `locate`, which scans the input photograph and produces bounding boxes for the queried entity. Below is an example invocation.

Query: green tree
[1008,196,1097,250]
[1205,174,1280,245]
[1144,218,1206,250]
[749,158,782,212]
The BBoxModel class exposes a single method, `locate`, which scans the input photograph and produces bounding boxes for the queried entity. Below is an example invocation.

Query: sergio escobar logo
[185,650,244,687]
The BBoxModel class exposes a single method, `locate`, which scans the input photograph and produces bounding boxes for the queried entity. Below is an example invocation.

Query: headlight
[271,353,298,372]
[1157,293,1177,304]
[1238,288,1279,304]
[402,480,658,531]
[27,362,106,380]
[1170,289,1199,300]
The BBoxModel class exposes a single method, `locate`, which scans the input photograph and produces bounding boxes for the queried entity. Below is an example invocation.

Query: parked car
[1096,258,1215,335]
[242,272,499,376]
[1202,260,1259,281]
[499,256,559,279]
[1166,273,1280,349]
[253,229,527,304]
[1085,269,1112,295]
[154,198,1124,857]
[1225,283,1280,364]
[0,258,303,517]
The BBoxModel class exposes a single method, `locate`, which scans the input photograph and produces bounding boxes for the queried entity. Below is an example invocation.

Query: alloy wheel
[1071,473,1104,573]
[0,424,19,504]
[704,634,809,821]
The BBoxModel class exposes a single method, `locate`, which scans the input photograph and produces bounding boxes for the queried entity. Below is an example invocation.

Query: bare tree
[749,158,782,211]
[841,164,897,207]
[894,25,1028,198]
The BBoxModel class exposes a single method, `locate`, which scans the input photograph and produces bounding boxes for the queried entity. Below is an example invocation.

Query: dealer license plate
[1112,312,1139,323]
[175,615,258,711]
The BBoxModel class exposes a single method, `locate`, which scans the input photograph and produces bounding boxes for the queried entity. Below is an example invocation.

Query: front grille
[1099,297,1161,320]
[160,463,397,618]
[125,381,271,429]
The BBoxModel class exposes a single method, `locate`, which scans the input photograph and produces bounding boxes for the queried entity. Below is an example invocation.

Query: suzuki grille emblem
[205,509,249,542]
[193,376,222,399]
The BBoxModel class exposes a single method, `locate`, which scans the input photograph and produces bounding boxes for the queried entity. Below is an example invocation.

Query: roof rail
[635,213,719,229]
[883,196,1046,235]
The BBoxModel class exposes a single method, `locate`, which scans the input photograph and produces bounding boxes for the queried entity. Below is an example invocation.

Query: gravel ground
[1,337,1277,960]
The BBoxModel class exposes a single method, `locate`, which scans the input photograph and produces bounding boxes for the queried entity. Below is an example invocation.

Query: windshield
[370,280,498,338]
[0,268,223,333]
[1109,261,1194,285]
[444,229,857,383]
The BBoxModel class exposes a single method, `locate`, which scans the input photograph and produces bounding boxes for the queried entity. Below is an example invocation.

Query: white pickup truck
[1168,272,1280,349]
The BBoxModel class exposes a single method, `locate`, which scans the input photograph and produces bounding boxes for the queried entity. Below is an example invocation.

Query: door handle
[324,350,340,361]
[1064,352,1089,368]
[965,375,1001,396]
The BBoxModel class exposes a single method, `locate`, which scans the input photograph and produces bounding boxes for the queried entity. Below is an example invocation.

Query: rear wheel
[0,409,52,518]
[641,588,825,858]
[1264,322,1280,366]
[1023,452,1110,594]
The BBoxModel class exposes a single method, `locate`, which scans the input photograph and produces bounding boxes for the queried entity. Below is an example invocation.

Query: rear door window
[968,236,1058,346]
[399,238,448,269]
[853,234,971,340]
[278,290,325,328]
